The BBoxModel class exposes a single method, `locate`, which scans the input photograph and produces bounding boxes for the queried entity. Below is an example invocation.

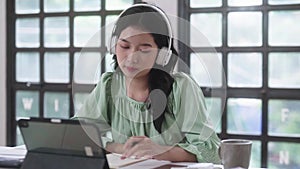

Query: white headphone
[109,3,173,67]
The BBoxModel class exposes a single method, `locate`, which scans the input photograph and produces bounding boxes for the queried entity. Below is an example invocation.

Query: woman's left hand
[121,136,169,159]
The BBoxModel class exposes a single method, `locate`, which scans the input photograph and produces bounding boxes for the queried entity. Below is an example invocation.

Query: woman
[74,3,221,163]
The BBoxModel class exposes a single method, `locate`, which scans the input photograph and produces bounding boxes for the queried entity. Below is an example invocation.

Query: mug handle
[218,146,222,160]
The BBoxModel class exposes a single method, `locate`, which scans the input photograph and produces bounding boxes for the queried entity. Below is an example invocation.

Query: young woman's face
[115,26,158,79]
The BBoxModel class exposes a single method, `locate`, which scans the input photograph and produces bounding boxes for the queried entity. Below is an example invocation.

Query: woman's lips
[126,66,138,72]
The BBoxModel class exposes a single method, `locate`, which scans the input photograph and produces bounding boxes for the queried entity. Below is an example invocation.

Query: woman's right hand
[106,142,125,154]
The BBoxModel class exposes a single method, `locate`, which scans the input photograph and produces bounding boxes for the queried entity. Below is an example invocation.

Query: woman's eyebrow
[139,43,153,47]
[119,38,153,47]
[119,38,129,43]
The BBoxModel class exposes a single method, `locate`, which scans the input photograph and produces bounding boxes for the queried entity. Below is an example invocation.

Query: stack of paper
[106,153,224,169]
[0,145,27,167]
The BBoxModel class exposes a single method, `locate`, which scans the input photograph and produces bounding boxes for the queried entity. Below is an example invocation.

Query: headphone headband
[109,3,173,67]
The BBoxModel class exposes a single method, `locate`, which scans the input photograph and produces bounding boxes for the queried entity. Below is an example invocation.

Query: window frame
[6,0,141,146]
[178,0,300,168]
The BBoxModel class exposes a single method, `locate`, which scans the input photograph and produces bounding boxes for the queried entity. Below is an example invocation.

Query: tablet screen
[18,118,105,158]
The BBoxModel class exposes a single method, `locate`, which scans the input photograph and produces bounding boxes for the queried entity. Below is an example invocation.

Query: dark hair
[112,4,178,133]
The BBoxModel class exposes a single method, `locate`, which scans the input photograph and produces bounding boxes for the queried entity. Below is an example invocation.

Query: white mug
[219,139,252,169]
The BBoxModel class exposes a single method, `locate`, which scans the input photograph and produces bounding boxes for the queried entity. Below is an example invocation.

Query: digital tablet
[18,118,109,169]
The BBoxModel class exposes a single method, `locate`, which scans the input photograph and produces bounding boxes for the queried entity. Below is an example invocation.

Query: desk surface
[0,146,267,169]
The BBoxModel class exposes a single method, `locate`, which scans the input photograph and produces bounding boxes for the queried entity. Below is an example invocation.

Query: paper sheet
[120,158,173,169]
[0,146,27,167]
[0,146,27,158]
[106,153,147,168]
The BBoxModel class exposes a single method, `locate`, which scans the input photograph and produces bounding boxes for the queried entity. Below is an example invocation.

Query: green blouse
[74,71,221,163]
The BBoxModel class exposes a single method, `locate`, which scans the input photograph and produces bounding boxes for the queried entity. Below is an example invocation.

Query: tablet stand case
[21,149,109,169]
[18,118,110,169]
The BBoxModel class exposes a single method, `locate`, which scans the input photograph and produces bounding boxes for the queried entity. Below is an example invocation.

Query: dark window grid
[6,0,141,146]
[224,48,300,167]
[180,0,300,168]
[189,3,300,12]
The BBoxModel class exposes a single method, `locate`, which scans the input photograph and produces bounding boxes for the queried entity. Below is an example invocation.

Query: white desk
[0,146,266,169]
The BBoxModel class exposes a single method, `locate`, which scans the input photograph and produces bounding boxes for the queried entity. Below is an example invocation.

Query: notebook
[18,117,110,169]
[106,153,148,168]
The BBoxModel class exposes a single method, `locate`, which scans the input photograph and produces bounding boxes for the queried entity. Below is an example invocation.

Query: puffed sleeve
[172,72,221,163]
[73,72,113,147]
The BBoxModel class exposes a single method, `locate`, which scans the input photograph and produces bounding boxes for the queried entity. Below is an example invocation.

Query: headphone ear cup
[156,47,172,66]
[109,35,117,54]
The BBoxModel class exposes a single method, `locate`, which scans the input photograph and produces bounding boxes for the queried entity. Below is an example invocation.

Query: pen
[128,136,146,148]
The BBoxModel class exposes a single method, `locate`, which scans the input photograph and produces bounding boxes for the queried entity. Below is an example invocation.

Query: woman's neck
[125,76,149,102]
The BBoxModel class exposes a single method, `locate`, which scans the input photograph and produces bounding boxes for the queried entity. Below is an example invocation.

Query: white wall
[143,0,178,40]
[143,0,178,70]
[0,0,6,146]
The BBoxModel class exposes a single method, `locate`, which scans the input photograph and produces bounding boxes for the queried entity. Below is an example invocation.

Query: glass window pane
[105,17,117,73]
[269,10,300,46]
[74,0,101,11]
[228,0,262,6]
[205,97,222,133]
[74,93,89,114]
[227,98,262,135]
[106,0,133,10]
[190,0,222,8]
[44,0,69,13]
[44,17,70,47]
[268,52,300,88]
[16,52,40,83]
[191,13,222,47]
[44,92,69,119]
[44,52,70,83]
[250,141,262,168]
[228,53,262,87]
[16,18,40,48]
[269,0,300,5]
[15,0,39,14]
[106,15,118,48]
[16,127,24,146]
[191,53,223,87]
[228,12,262,47]
[16,90,39,119]
[74,52,101,84]
[268,142,300,169]
[268,99,300,137]
[74,16,101,47]
[106,53,114,72]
